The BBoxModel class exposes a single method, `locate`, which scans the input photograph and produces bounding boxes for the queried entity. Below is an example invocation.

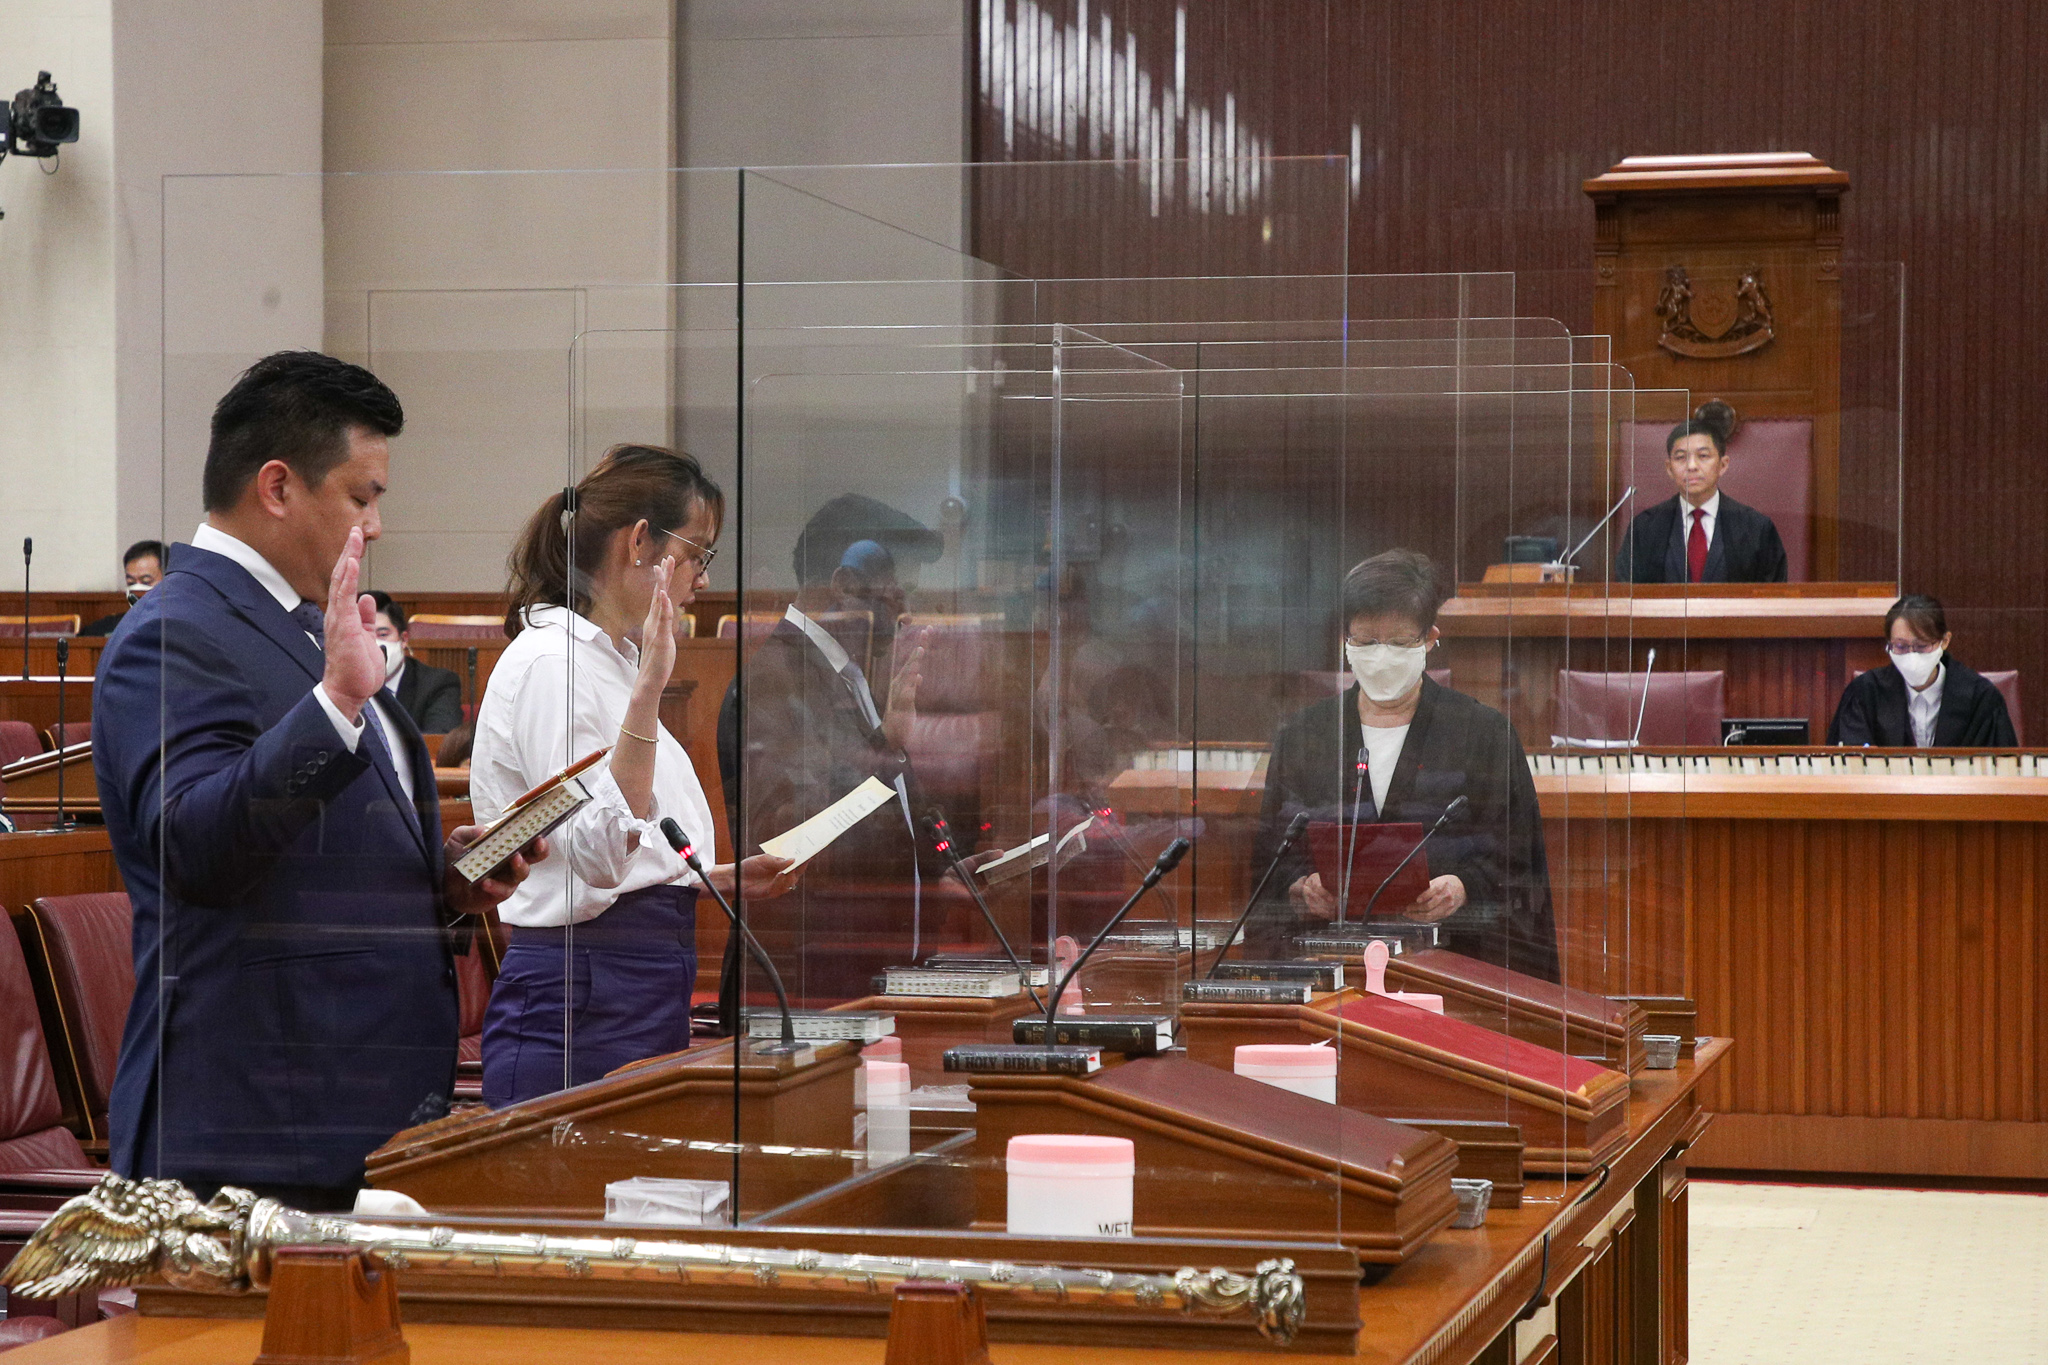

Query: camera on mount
[1,71,79,159]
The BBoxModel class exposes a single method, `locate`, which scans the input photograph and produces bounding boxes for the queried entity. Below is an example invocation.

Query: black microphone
[1357,795,1470,924]
[1334,746,1371,923]
[53,637,71,830]
[1041,837,1191,1044]
[659,817,802,1055]
[19,537,30,681]
[923,810,1045,1012]
[1204,811,1309,979]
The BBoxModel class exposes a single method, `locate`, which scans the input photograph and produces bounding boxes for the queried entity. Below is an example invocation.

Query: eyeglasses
[1345,634,1428,650]
[662,529,717,572]
[1885,639,1941,655]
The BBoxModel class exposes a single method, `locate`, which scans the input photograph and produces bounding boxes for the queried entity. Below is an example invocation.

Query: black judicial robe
[1250,678,1560,982]
[1613,493,1788,584]
[1825,654,2017,748]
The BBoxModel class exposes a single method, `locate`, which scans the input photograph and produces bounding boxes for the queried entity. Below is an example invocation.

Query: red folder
[1307,821,1430,917]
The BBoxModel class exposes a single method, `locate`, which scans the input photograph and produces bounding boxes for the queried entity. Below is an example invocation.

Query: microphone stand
[1553,485,1635,570]
[1333,748,1371,925]
[1039,838,1190,1048]
[659,817,804,1055]
[53,637,71,830]
[19,537,31,681]
[1629,648,1659,748]
[923,810,1045,1012]
[1204,811,1308,978]
[1086,795,1181,921]
[1356,795,1471,923]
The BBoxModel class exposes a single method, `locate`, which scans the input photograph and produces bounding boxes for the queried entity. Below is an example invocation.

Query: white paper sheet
[759,775,897,869]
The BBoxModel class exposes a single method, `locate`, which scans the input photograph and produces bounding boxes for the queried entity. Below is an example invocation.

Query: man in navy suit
[94,351,542,1210]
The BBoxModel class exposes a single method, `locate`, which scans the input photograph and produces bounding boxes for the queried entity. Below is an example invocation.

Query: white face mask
[379,639,405,684]
[125,582,152,605]
[1892,648,1940,689]
[1345,641,1429,704]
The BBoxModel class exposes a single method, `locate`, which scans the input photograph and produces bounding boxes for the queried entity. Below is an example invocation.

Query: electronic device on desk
[1722,718,1811,745]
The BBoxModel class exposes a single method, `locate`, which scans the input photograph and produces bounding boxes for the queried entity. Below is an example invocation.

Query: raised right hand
[322,527,386,720]
[633,556,679,701]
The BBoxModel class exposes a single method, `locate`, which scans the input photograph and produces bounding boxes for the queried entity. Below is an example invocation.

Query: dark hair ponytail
[1666,398,1738,457]
[504,444,724,637]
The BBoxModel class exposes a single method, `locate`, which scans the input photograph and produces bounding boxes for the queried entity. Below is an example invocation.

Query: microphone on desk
[1204,811,1309,979]
[1357,795,1471,923]
[19,537,31,681]
[659,816,802,1055]
[923,809,1045,1012]
[1557,486,1636,568]
[1039,837,1190,1047]
[1630,648,1659,749]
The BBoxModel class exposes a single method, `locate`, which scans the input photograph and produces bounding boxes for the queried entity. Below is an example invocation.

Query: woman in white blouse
[473,445,796,1106]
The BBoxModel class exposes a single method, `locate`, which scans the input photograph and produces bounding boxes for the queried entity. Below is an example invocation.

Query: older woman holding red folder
[1247,549,1560,981]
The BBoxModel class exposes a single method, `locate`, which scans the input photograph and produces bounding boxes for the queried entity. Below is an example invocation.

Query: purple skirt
[480,885,698,1108]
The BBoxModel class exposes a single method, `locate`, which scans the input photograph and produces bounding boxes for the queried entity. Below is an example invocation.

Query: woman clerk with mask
[1826,594,2017,748]
[1247,549,1560,980]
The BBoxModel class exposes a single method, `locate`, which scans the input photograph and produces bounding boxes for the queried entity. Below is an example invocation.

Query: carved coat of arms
[1654,265,1775,359]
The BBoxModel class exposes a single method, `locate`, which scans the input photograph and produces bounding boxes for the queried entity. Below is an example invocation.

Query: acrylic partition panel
[152,168,754,1222]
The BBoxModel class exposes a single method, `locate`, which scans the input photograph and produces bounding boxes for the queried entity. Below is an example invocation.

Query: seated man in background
[80,540,167,635]
[1614,400,1788,584]
[1827,594,2017,747]
[369,589,465,734]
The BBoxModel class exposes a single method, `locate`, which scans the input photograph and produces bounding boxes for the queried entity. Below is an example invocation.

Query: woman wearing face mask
[1247,549,1560,980]
[473,445,801,1107]
[1826,594,2016,747]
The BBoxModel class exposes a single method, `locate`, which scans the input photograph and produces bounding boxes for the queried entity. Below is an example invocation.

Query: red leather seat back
[0,917,88,1172]
[1556,670,1726,747]
[0,721,41,767]
[1982,670,2024,745]
[22,894,133,1141]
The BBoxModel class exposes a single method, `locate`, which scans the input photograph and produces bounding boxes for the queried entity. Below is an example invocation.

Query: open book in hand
[452,747,607,884]
[759,776,898,872]
[967,816,1094,888]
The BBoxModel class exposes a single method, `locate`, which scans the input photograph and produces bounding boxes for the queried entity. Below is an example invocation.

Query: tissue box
[603,1176,729,1226]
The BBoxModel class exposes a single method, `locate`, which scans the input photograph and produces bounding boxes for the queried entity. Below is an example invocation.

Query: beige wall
[0,0,117,594]
[323,0,680,592]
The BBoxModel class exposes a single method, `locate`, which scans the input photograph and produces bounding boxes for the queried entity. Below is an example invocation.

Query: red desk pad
[1335,993,1614,1095]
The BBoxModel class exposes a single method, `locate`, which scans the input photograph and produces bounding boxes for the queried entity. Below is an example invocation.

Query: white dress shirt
[190,523,415,805]
[1362,724,1408,815]
[470,604,715,928]
[1908,663,1946,748]
[384,656,407,699]
[1684,490,1721,548]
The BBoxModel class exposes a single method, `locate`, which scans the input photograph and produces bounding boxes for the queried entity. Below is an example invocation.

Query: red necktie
[1687,508,1708,583]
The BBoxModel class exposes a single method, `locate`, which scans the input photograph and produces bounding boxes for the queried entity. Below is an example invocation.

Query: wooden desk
[0,828,121,911]
[1437,582,1896,750]
[13,1043,1726,1365]
[0,680,92,734]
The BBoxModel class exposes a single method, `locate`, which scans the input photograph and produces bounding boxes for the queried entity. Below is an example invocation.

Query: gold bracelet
[618,723,660,744]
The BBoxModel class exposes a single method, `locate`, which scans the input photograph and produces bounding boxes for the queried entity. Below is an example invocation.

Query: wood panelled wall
[968,0,2048,727]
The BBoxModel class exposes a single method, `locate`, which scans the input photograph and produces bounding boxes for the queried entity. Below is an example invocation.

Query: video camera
[1,71,79,159]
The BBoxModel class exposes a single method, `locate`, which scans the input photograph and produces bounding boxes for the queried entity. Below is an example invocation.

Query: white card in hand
[760,776,896,870]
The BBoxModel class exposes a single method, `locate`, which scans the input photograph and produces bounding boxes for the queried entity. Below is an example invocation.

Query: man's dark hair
[202,351,404,511]
[1885,593,1947,644]
[367,589,408,635]
[1341,548,1448,632]
[122,539,165,568]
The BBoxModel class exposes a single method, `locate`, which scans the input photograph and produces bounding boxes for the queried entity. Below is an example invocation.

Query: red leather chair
[453,943,489,1101]
[42,722,87,752]
[1555,669,1726,747]
[0,915,92,1173]
[1982,670,2024,745]
[891,621,1002,815]
[0,722,41,767]
[17,895,133,1151]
